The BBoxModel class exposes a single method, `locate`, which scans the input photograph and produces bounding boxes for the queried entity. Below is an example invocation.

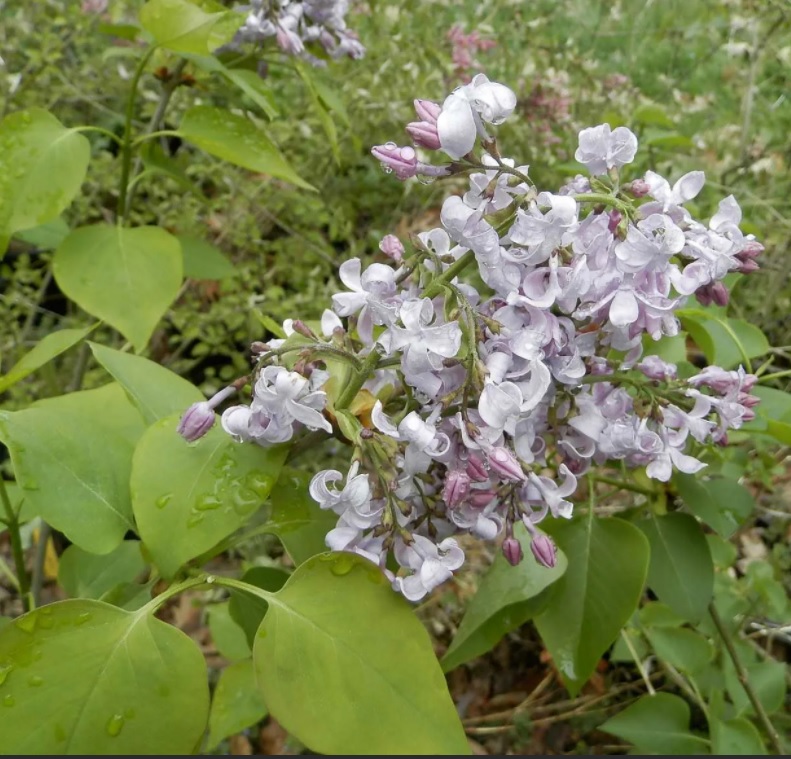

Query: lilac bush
[180,74,762,602]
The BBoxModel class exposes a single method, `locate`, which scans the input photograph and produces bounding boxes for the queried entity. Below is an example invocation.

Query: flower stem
[0,478,31,611]
[117,46,156,223]
[422,249,476,300]
[589,474,654,496]
[708,600,784,755]
[335,347,382,410]
[573,192,631,214]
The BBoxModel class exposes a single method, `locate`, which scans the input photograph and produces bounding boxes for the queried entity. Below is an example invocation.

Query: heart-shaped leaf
[53,224,183,353]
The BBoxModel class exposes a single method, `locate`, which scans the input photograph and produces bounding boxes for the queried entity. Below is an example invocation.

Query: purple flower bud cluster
[230,0,364,65]
[205,74,763,601]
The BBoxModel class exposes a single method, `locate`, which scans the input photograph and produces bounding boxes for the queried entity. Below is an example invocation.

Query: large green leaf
[441,526,567,672]
[13,216,70,249]
[637,513,713,621]
[0,109,90,254]
[673,474,754,537]
[207,659,267,749]
[263,468,337,565]
[53,224,183,353]
[89,342,203,425]
[0,384,144,554]
[535,516,649,695]
[644,627,713,675]
[252,553,470,754]
[178,106,314,191]
[678,309,769,369]
[58,541,146,600]
[711,717,768,755]
[139,0,238,54]
[0,325,96,393]
[178,234,236,280]
[0,599,209,753]
[600,693,710,754]
[132,415,288,578]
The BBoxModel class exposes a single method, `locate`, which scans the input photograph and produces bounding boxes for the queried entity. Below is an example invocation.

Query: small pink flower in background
[81,0,108,12]
[447,24,496,81]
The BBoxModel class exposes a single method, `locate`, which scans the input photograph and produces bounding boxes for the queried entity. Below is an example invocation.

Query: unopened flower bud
[414,98,442,125]
[442,469,471,509]
[502,537,523,566]
[738,392,760,408]
[177,385,237,442]
[737,241,764,261]
[466,453,489,482]
[371,143,418,180]
[406,121,441,150]
[177,402,215,442]
[627,178,651,197]
[379,234,404,262]
[292,320,318,340]
[607,210,622,234]
[530,533,556,568]
[710,282,730,307]
[736,258,760,274]
[487,446,526,482]
[469,489,497,508]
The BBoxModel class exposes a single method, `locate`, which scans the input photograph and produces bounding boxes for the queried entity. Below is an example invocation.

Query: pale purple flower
[253,366,331,433]
[575,124,638,176]
[379,234,404,262]
[527,464,577,518]
[332,258,399,343]
[393,535,465,601]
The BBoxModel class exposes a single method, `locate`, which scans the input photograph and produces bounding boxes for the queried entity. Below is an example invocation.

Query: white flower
[575,124,638,176]
[309,462,383,527]
[253,366,332,433]
[436,74,517,160]
[644,170,705,212]
[393,535,465,601]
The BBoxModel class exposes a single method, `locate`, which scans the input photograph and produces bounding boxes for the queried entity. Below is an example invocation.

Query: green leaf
[14,216,70,249]
[228,567,289,647]
[600,693,710,754]
[0,384,144,554]
[208,602,250,662]
[535,516,649,695]
[0,599,209,753]
[53,225,183,353]
[0,109,90,254]
[637,513,713,621]
[139,0,237,54]
[644,627,713,674]
[706,534,738,569]
[441,525,567,672]
[725,657,787,716]
[132,415,288,578]
[673,474,754,537]
[642,332,688,364]
[678,309,769,369]
[644,132,695,150]
[89,342,203,425]
[178,234,236,280]
[638,601,686,628]
[58,541,146,600]
[0,325,97,394]
[207,659,267,749]
[252,553,470,754]
[294,60,340,164]
[178,106,315,191]
[263,468,338,565]
[711,717,768,755]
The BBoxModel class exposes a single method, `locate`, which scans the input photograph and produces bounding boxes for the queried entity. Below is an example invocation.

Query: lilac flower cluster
[179,75,763,601]
[230,0,364,64]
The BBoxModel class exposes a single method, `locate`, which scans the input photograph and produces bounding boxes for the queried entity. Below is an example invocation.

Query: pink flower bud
[502,537,523,566]
[738,392,760,408]
[177,402,215,442]
[487,447,526,482]
[530,533,556,568]
[737,241,764,261]
[608,210,622,234]
[710,282,730,307]
[627,178,651,197]
[177,385,238,442]
[466,453,489,482]
[379,234,404,262]
[414,99,442,125]
[371,143,418,180]
[292,320,318,339]
[742,373,758,392]
[442,470,471,509]
[469,489,497,508]
[736,259,760,274]
[406,121,441,150]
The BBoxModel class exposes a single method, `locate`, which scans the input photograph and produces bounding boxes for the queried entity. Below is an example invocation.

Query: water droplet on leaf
[106,714,125,737]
